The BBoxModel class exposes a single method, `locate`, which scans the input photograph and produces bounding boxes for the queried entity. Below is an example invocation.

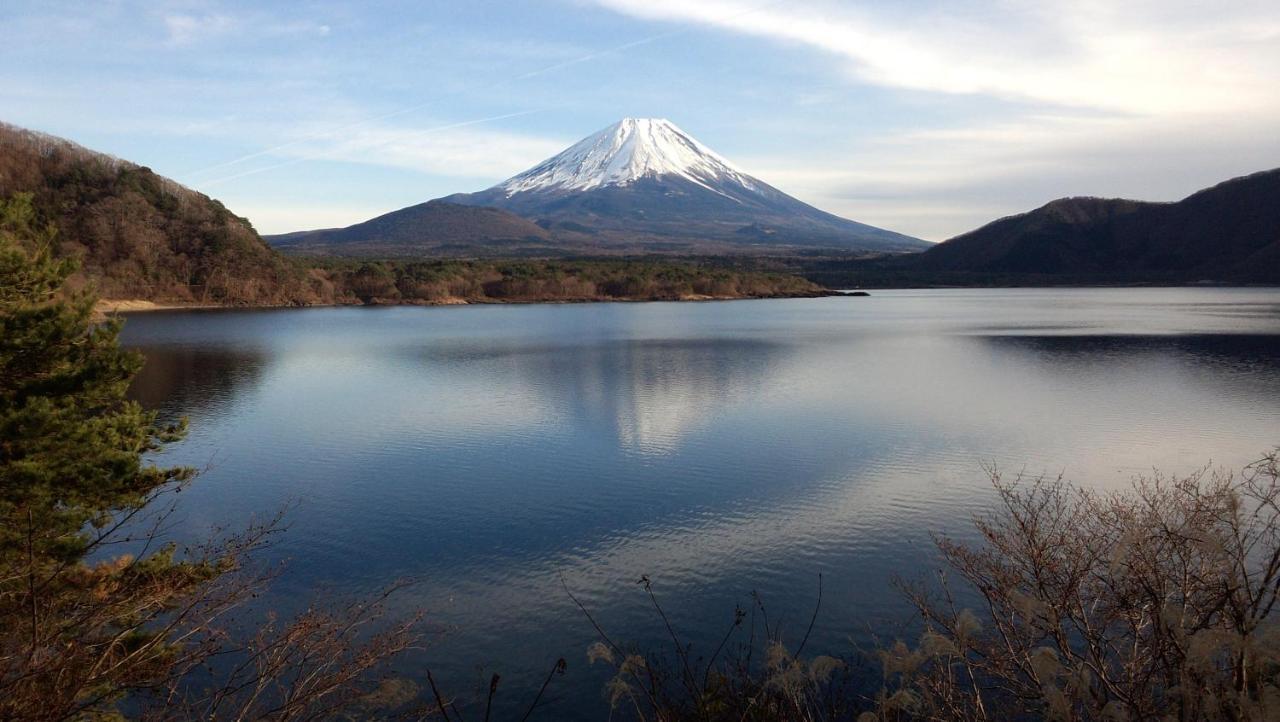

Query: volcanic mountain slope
[268,200,558,257]
[916,168,1280,282]
[441,118,927,253]
[0,121,322,304]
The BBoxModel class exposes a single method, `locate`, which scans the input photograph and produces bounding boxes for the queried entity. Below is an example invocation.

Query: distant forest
[314,257,827,304]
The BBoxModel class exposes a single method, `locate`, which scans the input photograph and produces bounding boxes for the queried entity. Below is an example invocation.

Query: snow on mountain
[496,118,762,197]
[439,118,929,253]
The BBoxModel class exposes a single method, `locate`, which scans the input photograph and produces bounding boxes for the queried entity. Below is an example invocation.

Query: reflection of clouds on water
[387,329,1280,711]
[964,333,1280,474]
[116,294,1280,722]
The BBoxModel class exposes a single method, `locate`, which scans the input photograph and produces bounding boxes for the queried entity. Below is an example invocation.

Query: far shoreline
[94,289,863,316]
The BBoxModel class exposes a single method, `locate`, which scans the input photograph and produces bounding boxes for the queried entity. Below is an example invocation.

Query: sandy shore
[94,299,221,315]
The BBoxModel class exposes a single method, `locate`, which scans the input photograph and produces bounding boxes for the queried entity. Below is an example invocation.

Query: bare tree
[884,450,1280,721]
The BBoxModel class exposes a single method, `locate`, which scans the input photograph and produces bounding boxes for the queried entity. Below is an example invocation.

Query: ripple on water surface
[120,288,1280,720]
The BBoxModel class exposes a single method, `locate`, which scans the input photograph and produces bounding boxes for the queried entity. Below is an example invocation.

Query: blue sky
[4,0,1279,240]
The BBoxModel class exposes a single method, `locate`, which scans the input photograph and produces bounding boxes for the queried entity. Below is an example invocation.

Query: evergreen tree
[0,192,212,718]
[0,193,415,721]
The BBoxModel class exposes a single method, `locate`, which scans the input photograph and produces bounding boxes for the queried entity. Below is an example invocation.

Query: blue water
[120,288,1280,718]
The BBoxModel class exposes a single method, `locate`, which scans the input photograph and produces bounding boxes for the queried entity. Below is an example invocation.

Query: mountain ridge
[787,167,1280,287]
[916,168,1280,280]
[273,118,928,255]
[445,117,927,253]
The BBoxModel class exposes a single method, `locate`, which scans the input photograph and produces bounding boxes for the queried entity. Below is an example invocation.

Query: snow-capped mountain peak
[440,117,927,253]
[495,118,760,196]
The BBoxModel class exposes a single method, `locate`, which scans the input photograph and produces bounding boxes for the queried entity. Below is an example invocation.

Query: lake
[120,287,1280,719]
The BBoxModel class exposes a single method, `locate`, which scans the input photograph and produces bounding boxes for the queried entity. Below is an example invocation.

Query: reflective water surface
[120,288,1280,718]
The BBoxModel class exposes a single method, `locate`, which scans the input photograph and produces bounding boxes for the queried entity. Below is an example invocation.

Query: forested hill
[0,122,324,305]
[915,169,1280,282]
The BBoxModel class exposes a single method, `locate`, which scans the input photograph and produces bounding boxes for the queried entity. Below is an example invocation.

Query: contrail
[182,29,692,182]
[199,109,548,187]
[185,0,790,185]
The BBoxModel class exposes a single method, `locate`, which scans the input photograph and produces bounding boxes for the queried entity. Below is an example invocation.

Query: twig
[703,605,745,689]
[560,572,623,656]
[484,673,500,722]
[519,658,566,722]
[425,669,453,722]
[794,573,823,658]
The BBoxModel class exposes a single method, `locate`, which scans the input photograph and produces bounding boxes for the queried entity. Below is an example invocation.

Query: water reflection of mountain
[569,339,790,454]
[425,338,792,455]
[127,345,270,422]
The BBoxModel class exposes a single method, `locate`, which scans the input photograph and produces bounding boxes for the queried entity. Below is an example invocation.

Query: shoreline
[94,289,853,315]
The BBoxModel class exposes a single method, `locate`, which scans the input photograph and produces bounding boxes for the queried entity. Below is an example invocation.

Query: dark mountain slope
[442,174,920,252]
[916,169,1280,282]
[917,197,1155,274]
[0,122,323,304]
[267,200,557,257]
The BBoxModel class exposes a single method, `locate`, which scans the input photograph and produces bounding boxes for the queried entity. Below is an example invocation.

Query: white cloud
[584,0,1280,115]
[162,10,332,47]
[225,202,392,235]
[577,0,1280,239]
[738,111,1280,240]
[163,13,236,46]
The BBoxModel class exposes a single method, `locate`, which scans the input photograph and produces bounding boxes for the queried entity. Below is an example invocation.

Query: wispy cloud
[584,0,1280,115]
[576,0,1280,239]
[163,13,236,46]
[10,0,1277,239]
[195,111,567,187]
[739,110,1280,240]
[162,9,331,47]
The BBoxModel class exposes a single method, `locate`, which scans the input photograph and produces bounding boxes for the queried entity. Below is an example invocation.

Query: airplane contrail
[198,109,549,187]
[182,30,692,182]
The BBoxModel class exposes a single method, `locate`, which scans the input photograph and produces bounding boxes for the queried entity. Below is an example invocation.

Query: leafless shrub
[882,449,1280,721]
[569,573,860,722]
[0,479,421,722]
[574,449,1280,722]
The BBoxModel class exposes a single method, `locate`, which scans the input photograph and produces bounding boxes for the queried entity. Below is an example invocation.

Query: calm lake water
[120,288,1280,719]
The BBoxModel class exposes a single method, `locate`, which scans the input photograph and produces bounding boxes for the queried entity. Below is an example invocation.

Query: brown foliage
[0,123,326,306]
[574,451,1280,722]
[885,451,1280,721]
[0,479,420,722]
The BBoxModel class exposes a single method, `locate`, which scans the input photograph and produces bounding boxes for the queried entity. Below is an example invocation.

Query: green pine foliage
[0,193,212,718]
[0,192,192,557]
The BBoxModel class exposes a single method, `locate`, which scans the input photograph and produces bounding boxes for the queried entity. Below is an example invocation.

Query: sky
[3,0,1279,241]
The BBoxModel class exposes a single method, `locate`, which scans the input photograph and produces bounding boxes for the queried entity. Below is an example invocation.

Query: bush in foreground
[574,452,1280,722]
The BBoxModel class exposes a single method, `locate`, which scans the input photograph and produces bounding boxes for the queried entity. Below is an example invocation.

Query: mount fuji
[269,118,927,256]
[444,118,925,252]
